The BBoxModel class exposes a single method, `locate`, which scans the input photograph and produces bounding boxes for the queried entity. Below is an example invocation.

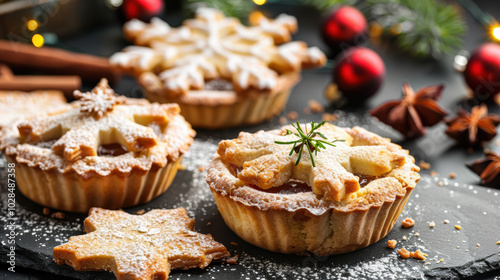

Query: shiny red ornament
[123,0,164,21]
[321,6,367,53]
[464,43,500,101]
[333,47,385,102]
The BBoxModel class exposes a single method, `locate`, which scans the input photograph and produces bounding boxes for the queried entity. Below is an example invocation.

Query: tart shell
[7,154,182,213]
[142,73,300,129]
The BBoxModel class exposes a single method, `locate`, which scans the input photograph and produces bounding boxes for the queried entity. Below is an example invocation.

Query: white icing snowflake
[110,7,326,96]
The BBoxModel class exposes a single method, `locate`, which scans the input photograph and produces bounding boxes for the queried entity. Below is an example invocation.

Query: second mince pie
[110,8,326,129]
[206,122,420,255]
[0,79,195,212]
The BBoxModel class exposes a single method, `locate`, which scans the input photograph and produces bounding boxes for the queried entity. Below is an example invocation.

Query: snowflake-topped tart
[110,8,326,97]
[1,79,195,175]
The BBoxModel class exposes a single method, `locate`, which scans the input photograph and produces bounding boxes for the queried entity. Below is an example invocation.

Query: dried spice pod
[445,104,500,147]
[467,151,500,188]
[370,83,447,138]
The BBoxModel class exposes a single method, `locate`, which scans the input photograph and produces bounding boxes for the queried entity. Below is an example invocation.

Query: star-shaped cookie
[217,123,406,201]
[53,208,229,280]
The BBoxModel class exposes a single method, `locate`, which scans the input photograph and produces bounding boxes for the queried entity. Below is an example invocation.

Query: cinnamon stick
[0,40,119,84]
[0,64,81,95]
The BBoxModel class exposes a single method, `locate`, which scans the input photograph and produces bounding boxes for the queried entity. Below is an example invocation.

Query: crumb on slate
[414,232,420,237]
[497,241,500,245]
[443,220,449,224]
[449,172,456,178]
[387,240,397,249]
[438,181,444,186]
[322,113,338,122]
[419,160,430,170]
[279,116,287,124]
[51,212,65,220]
[136,209,145,215]
[206,222,211,226]
[398,248,411,259]
[402,217,415,228]
[430,171,437,176]
[455,225,462,230]
[230,242,238,246]
[308,100,324,113]
[198,166,205,172]
[226,255,239,265]
[402,236,408,241]
[411,250,426,260]
[429,221,435,228]
[287,111,298,120]
[43,208,51,216]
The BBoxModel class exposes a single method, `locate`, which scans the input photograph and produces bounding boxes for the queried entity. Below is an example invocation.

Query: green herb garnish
[274,121,345,167]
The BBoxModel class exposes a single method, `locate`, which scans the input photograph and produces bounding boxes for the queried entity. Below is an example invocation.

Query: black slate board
[2,1,500,279]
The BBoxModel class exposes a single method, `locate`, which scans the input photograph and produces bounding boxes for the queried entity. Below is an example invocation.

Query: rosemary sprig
[274,121,345,167]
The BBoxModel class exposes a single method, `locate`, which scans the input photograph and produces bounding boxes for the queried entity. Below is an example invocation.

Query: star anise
[467,151,500,188]
[370,83,447,138]
[445,104,500,147]
[74,78,124,119]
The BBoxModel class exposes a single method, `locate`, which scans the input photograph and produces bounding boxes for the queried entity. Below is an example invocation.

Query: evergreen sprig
[365,0,466,58]
[274,121,345,167]
[186,0,254,22]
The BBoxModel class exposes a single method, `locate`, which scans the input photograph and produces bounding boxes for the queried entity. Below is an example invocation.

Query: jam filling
[356,174,378,188]
[97,143,128,157]
[249,180,312,195]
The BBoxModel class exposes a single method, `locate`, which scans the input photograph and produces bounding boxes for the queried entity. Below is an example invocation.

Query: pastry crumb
[414,232,420,237]
[402,217,415,228]
[230,242,238,246]
[496,241,500,245]
[419,160,430,170]
[438,258,444,263]
[136,209,145,215]
[279,116,288,124]
[308,100,324,113]
[449,172,456,178]
[402,235,408,241]
[206,222,211,226]
[43,207,51,216]
[456,246,460,249]
[51,211,65,220]
[430,171,437,176]
[322,113,338,122]
[387,240,397,249]
[410,250,426,260]
[438,181,444,186]
[287,111,298,120]
[443,220,449,224]
[455,225,462,230]
[398,248,411,259]
[198,166,205,172]
[429,221,435,228]
[226,255,238,265]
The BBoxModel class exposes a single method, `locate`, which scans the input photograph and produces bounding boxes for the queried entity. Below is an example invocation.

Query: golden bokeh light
[253,0,266,5]
[493,26,500,41]
[27,19,39,31]
[32,34,44,48]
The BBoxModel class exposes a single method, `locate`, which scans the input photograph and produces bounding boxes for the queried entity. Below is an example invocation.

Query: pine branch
[365,0,466,58]
[186,0,254,22]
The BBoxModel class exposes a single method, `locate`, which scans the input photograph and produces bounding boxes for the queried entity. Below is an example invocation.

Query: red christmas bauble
[333,47,385,102]
[321,6,367,53]
[464,43,500,101]
[123,0,163,21]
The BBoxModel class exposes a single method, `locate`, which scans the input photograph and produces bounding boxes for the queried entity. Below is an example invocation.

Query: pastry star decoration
[53,208,229,280]
[217,123,406,201]
[17,80,179,161]
[110,7,326,96]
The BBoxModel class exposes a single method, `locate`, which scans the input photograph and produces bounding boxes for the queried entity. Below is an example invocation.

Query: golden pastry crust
[1,80,195,176]
[53,208,229,280]
[0,90,69,129]
[214,123,412,202]
[206,124,420,255]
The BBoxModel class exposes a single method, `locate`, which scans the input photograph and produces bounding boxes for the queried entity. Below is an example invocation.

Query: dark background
[1,0,500,279]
